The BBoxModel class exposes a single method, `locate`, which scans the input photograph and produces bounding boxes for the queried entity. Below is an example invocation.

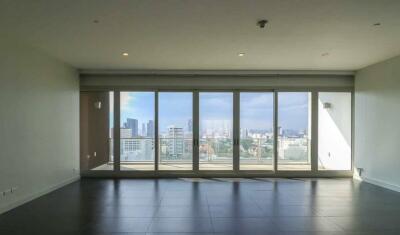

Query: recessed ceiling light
[373,22,381,26]
[321,52,329,57]
[238,53,245,57]
[122,52,129,56]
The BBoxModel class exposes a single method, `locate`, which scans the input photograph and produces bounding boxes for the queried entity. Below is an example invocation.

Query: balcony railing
[278,136,311,164]
[239,137,273,163]
[159,137,193,163]
[107,136,310,165]
[199,137,233,162]
[119,137,155,162]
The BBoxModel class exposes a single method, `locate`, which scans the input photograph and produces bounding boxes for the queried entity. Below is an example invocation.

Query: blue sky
[159,93,192,132]
[120,92,154,129]
[278,92,309,130]
[199,93,233,134]
[115,92,310,134]
[240,92,273,130]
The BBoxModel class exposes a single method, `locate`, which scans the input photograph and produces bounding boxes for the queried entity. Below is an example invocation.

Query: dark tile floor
[1,178,400,235]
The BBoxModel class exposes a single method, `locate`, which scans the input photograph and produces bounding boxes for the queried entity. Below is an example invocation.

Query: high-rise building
[167,126,184,159]
[187,119,193,132]
[141,123,146,136]
[120,128,132,138]
[125,118,138,137]
[147,120,154,137]
[240,128,249,138]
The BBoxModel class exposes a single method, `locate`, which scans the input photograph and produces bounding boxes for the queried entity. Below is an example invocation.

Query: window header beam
[80,74,354,91]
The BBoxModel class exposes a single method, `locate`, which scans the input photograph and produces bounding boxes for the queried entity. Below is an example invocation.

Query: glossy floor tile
[0,178,400,234]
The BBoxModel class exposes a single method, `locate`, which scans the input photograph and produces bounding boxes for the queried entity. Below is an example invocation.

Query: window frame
[80,86,354,178]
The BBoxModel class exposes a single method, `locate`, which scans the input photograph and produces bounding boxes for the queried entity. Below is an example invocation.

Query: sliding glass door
[199,92,233,170]
[158,92,193,170]
[82,89,352,175]
[120,92,155,171]
[277,92,312,171]
[239,92,274,171]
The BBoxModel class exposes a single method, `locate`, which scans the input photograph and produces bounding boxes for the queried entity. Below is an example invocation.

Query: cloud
[242,93,274,109]
[120,92,134,111]
[202,97,231,108]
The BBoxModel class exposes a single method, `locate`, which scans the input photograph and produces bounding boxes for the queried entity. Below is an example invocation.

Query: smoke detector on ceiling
[257,20,268,28]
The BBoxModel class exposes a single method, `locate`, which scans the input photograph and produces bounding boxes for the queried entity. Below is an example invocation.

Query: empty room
[1,0,400,234]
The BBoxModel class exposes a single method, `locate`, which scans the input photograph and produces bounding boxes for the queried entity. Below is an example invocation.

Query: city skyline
[120,118,307,138]
[117,92,310,163]
[116,92,310,135]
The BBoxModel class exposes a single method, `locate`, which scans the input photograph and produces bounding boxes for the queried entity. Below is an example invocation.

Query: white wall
[355,55,400,192]
[0,39,80,213]
[318,92,352,170]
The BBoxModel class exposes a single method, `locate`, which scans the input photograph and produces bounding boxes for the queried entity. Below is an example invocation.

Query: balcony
[92,137,311,171]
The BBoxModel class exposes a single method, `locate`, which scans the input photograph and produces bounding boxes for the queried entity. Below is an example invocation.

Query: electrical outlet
[4,189,12,195]
[1,187,18,196]
[357,168,364,176]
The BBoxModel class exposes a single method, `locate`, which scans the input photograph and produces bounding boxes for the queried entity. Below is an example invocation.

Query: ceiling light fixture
[122,52,129,56]
[373,22,381,26]
[238,53,245,57]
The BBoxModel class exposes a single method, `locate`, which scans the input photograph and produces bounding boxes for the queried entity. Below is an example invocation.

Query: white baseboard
[361,176,400,193]
[0,175,80,214]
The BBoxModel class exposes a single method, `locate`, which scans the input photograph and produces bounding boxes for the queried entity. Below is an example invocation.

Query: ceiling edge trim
[78,69,355,76]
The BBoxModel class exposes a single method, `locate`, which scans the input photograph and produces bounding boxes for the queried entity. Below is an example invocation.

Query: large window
[199,92,233,170]
[120,92,155,171]
[239,92,274,170]
[278,92,312,171]
[81,89,352,174]
[318,92,352,170]
[158,92,193,170]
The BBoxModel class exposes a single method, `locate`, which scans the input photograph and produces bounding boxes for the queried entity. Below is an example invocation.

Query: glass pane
[318,92,352,170]
[158,92,193,170]
[199,92,233,170]
[80,91,113,171]
[240,92,274,170]
[108,91,114,168]
[120,92,155,171]
[278,92,311,171]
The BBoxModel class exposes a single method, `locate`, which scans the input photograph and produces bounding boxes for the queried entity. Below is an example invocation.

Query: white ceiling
[1,0,400,71]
